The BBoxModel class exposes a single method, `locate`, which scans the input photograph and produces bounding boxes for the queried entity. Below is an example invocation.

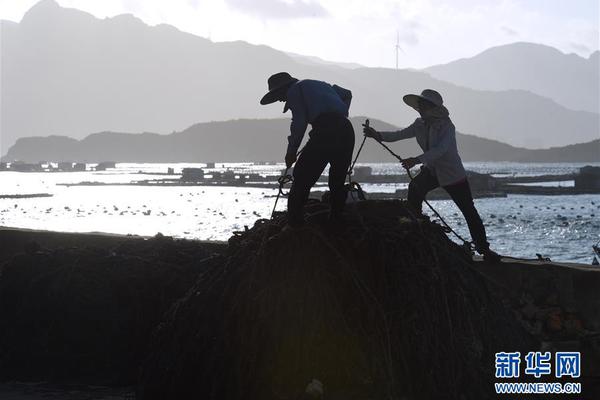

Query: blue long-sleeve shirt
[284,79,351,154]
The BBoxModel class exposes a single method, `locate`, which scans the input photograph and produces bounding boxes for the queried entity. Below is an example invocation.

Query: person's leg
[407,167,439,214]
[327,119,355,219]
[287,133,328,226]
[444,180,497,260]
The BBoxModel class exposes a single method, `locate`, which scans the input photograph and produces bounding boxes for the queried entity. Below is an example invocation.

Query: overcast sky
[1,0,598,68]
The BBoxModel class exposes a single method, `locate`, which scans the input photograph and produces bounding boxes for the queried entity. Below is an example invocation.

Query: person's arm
[286,85,308,156]
[378,118,421,142]
[416,123,454,164]
[333,84,352,108]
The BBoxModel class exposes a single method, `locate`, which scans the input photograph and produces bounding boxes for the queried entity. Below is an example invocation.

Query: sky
[0,0,598,68]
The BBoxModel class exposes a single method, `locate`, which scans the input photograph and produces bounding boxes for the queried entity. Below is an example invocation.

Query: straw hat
[403,89,443,111]
[260,72,298,105]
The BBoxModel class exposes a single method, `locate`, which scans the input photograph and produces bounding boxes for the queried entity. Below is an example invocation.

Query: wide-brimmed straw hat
[260,72,298,105]
[403,89,443,111]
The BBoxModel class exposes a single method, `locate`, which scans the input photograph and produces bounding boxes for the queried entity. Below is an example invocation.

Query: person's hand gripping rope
[362,119,418,170]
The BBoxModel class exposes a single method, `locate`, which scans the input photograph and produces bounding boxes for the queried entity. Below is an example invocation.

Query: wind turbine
[395,30,405,69]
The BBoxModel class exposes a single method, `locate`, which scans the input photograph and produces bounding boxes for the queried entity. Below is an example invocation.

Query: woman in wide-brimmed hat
[363,89,501,263]
[260,72,355,227]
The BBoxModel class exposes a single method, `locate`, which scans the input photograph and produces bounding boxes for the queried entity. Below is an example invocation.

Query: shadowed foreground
[137,200,530,399]
[1,201,599,399]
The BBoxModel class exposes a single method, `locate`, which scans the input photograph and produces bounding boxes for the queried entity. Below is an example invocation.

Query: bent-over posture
[260,72,355,226]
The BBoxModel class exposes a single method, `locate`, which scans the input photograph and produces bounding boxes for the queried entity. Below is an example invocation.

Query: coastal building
[95,162,116,171]
[181,168,205,182]
[58,162,73,171]
[575,166,600,192]
[223,170,236,181]
[10,162,43,172]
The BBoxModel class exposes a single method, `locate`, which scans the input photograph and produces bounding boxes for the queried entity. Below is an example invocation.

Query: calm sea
[1,162,599,264]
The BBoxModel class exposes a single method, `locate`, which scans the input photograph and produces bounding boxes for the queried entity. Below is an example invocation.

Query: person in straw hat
[260,72,355,227]
[363,89,501,263]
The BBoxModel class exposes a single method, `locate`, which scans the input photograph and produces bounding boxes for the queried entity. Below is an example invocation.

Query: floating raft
[0,193,53,199]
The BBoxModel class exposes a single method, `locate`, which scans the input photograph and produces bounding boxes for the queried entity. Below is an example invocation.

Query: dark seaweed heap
[138,200,532,400]
[0,235,221,384]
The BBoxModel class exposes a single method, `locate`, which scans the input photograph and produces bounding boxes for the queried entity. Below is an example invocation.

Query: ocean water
[1,162,599,264]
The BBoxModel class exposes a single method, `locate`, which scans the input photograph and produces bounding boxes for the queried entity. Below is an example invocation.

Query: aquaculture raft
[138,200,531,400]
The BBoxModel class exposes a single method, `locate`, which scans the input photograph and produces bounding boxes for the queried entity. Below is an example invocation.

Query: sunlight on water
[1,162,599,263]
[426,195,600,264]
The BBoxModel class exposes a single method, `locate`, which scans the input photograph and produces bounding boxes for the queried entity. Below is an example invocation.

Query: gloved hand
[362,125,382,141]
[285,152,297,168]
[401,157,419,170]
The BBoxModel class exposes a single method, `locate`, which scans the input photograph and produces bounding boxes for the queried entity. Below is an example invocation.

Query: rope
[348,135,367,183]
[271,168,293,219]
[371,137,472,248]
[272,121,370,217]
[269,120,472,254]
[345,119,372,202]
[270,146,307,219]
[501,254,552,262]
[346,135,368,201]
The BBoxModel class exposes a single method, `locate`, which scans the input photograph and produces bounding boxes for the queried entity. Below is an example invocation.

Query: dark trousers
[407,167,490,251]
[287,113,355,225]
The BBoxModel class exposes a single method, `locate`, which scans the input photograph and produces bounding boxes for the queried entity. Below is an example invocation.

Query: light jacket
[380,117,466,186]
[284,80,352,155]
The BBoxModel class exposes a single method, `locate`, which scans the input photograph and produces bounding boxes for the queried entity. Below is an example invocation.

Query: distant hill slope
[1,0,598,152]
[424,42,599,113]
[3,117,598,163]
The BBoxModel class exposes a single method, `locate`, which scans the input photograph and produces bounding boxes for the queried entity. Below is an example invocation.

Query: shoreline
[0,226,228,262]
[0,225,228,243]
[2,224,595,265]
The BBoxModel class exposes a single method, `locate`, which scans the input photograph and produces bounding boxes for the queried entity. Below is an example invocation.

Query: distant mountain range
[3,117,598,163]
[1,0,598,155]
[425,42,599,113]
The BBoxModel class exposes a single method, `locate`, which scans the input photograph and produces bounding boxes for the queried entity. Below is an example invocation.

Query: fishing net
[138,200,533,399]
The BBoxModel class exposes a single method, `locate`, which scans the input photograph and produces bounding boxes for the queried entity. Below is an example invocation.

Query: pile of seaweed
[138,200,533,400]
[0,235,221,384]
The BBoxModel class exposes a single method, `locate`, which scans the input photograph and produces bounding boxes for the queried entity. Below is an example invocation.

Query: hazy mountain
[1,0,598,154]
[3,117,598,163]
[424,42,600,113]
[285,52,364,69]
